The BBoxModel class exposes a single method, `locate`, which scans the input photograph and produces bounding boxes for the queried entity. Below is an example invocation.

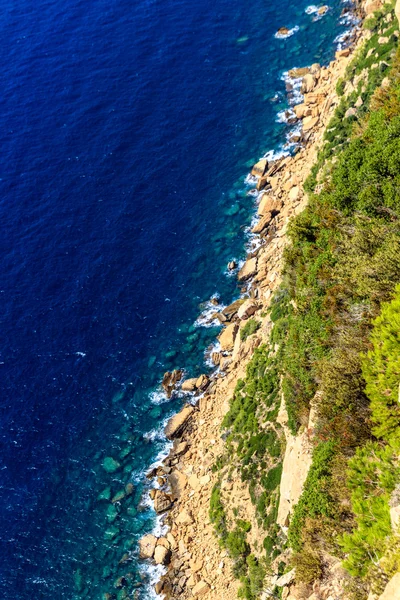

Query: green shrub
[240,318,261,341]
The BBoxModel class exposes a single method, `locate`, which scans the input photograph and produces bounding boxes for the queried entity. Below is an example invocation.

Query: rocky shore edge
[138,3,370,598]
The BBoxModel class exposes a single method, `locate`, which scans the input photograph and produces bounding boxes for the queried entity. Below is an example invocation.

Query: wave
[274,25,299,39]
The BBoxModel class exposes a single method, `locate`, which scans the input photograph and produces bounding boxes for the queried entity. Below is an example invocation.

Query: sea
[0,0,355,597]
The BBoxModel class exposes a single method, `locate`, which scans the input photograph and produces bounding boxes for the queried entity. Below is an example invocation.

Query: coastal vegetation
[211,1,400,598]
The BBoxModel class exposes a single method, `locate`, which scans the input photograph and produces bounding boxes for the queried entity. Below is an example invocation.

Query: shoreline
[139,2,366,597]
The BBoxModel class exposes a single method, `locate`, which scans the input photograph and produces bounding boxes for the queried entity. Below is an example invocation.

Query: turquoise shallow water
[0,0,354,597]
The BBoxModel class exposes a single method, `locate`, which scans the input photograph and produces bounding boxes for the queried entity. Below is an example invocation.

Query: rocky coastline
[138,3,371,598]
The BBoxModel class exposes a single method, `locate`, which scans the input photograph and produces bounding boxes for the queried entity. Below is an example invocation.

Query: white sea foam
[149,388,170,405]
[276,107,296,124]
[204,340,221,368]
[141,562,167,599]
[281,70,304,106]
[244,173,257,186]
[305,4,319,14]
[335,28,352,49]
[194,296,225,328]
[274,25,299,39]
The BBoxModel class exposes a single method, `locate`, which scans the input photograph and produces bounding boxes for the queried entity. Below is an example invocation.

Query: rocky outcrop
[218,322,239,351]
[139,534,157,559]
[238,257,257,281]
[162,369,183,398]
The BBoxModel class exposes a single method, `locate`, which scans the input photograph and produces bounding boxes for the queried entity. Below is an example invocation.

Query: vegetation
[240,318,261,341]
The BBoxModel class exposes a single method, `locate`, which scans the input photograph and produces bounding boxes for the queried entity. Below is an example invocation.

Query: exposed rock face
[222,298,245,320]
[251,158,268,177]
[238,257,257,281]
[252,212,273,234]
[301,73,316,93]
[165,405,194,439]
[258,194,281,216]
[379,573,400,600]
[192,581,210,596]
[218,322,239,352]
[138,534,157,559]
[162,369,183,398]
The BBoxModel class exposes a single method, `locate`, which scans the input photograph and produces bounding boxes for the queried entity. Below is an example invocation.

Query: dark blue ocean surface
[0,0,351,597]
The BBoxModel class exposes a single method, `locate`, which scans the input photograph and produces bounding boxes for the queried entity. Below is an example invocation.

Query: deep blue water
[0,0,351,597]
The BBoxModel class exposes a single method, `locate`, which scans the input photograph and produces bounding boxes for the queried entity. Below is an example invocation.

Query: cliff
[141,1,400,599]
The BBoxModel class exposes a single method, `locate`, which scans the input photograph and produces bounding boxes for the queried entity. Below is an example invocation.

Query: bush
[240,318,261,341]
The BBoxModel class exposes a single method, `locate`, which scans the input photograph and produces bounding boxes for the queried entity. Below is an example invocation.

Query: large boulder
[192,581,210,596]
[153,490,173,513]
[301,73,316,93]
[181,377,198,392]
[238,257,257,281]
[169,469,187,499]
[364,0,382,14]
[164,405,194,439]
[237,299,258,320]
[251,158,268,177]
[154,545,171,565]
[138,534,157,559]
[222,298,245,320]
[218,322,239,352]
[162,369,183,398]
[252,212,272,234]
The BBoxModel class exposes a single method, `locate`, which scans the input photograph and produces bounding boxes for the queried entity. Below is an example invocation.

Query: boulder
[302,115,319,131]
[227,260,237,270]
[288,66,311,78]
[379,573,400,600]
[138,534,157,559]
[165,405,194,439]
[301,73,316,93]
[288,186,300,202]
[181,378,198,392]
[195,374,209,390]
[258,194,279,216]
[175,508,194,525]
[345,107,357,119]
[192,581,210,596]
[293,103,311,119]
[396,0,400,26]
[252,212,272,234]
[102,457,121,473]
[318,5,328,15]
[162,369,183,398]
[336,47,351,58]
[169,470,187,499]
[153,490,173,513]
[238,257,257,281]
[222,298,245,320]
[276,569,296,587]
[154,545,171,565]
[218,322,239,352]
[277,27,289,36]
[364,0,382,14]
[237,299,258,320]
[251,158,268,177]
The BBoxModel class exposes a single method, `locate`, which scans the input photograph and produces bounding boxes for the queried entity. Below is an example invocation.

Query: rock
[256,175,269,191]
[195,374,209,390]
[345,107,357,119]
[396,0,400,27]
[336,47,351,58]
[277,27,289,36]
[294,103,311,119]
[154,545,171,565]
[288,186,300,202]
[138,534,157,559]
[175,508,194,525]
[238,257,257,281]
[169,469,187,499]
[379,573,400,600]
[153,490,173,513]
[301,73,316,93]
[251,158,268,177]
[192,581,210,596]
[173,440,188,455]
[355,96,363,108]
[378,36,390,44]
[237,299,258,320]
[302,115,319,131]
[389,484,400,530]
[252,212,272,234]
[218,322,239,352]
[165,405,194,439]
[222,298,245,320]
[318,5,328,15]
[364,0,382,14]
[181,378,198,392]
[258,194,280,216]
[102,457,121,473]
[112,489,126,503]
[211,351,221,365]
[97,486,112,501]
[162,369,183,398]
[227,260,237,270]
[276,569,296,587]
[288,66,311,78]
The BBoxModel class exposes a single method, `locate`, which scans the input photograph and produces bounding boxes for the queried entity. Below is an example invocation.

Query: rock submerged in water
[162,369,183,398]
[102,457,121,473]
[251,158,268,177]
